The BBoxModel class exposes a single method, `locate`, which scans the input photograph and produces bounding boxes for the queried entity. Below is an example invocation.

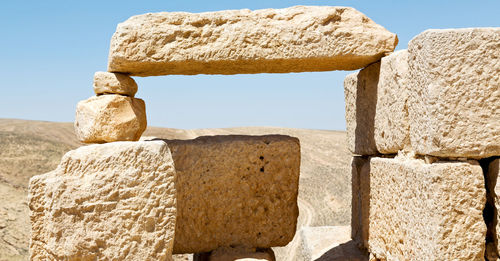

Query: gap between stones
[480,157,499,261]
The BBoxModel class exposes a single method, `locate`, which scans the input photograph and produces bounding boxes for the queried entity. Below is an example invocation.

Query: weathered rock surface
[344,62,380,155]
[194,246,275,261]
[408,28,500,158]
[298,226,367,261]
[93,71,138,97]
[350,156,370,249]
[74,95,147,143]
[486,158,500,261]
[368,154,486,260]
[108,6,398,76]
[167,135,300,253]
[28,141,177,261]
[374,50,410,154]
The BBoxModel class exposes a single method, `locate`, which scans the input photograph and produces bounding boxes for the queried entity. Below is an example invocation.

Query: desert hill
[0,118,351,261]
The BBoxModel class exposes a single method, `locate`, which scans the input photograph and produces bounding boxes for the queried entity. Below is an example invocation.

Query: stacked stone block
[75,71,147,143]
[31,5,402,260]
[347,28,500,260]
[29,136,301,260]
[29,141,178,260]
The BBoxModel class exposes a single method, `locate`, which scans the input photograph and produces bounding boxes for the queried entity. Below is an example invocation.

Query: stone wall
[27,4,500,260]
[346,28,500,260]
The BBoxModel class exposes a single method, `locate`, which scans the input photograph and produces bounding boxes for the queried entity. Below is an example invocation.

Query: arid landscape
[0,118,351,261]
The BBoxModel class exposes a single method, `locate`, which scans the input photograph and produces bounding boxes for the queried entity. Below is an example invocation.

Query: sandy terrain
[0,118,351,260]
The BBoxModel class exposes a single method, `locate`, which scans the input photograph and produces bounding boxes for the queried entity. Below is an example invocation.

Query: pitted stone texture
[350,156,370,249]
[93,71,138,97]
[374,50,410,154]
[108,6,397,76]
[74,95,147,143]
[28,141,177,261]
[344,62,380,155]
[368,155,486,260]
[408,28,500,158]
[486,158,500,261]
[168,135,300,253]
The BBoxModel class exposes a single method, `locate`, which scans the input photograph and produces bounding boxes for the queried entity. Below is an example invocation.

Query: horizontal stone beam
[167,135,300,253]
[108,6,397,76]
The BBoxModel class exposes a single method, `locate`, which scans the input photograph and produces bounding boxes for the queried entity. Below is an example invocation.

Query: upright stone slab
[408,28,500,158]
[344,62,380,155]
[350,156,370,249]
[108,6,398,76]
[374,50,410,154]
[368,155,486,260]
[167,135,301,254]
[29,141,177,261]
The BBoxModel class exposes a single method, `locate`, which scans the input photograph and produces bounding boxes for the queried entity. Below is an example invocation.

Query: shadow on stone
[315,240,368,261]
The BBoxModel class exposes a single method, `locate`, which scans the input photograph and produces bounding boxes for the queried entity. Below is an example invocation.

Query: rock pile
[347,28,500,260]
[75,72,146,143]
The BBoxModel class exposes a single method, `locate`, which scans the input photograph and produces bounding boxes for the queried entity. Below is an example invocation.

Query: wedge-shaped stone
[368,155,486,260]
[93,71,138,97]
[408,28,500,158]
[108,6,398,76]
[167,135,300,253]
[28,141,177,261]
[75,95,147,143]
[374,50,410,154]
[344,62,380,155]
[486,158,500,261]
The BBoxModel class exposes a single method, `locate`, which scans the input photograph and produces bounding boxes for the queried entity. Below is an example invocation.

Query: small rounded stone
[93,71,138,97]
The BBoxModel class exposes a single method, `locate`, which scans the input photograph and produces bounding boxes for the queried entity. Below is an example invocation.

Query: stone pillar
[346,27,500,260]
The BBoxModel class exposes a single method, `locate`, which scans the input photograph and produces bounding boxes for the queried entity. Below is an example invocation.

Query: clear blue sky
[1,1,499,130]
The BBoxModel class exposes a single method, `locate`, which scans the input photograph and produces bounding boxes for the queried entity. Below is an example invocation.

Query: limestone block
[298,226,368,261]
[408,28,500,158]
[93,71,138,97]
[350,156,370,249]
[486,158,500,261]
[169,135,300,253]
[368,155,486,260]
[74,95,147,143]
[194,246,275,261]
[344,62,380,155]
[374,50,410,154]
[108,6,398,76]
[28,141,177,261]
